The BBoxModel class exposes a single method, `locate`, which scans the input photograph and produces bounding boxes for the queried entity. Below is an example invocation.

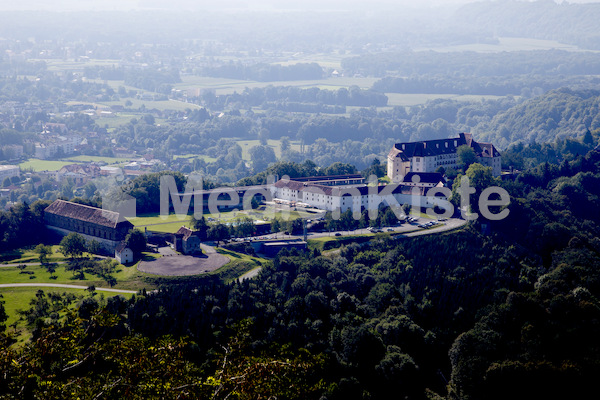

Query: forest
[1,133,600,399]
[2,1,600,397]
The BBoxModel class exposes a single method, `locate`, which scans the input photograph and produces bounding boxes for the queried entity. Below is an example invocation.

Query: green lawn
[18,159,79,172]
[415,36,583,53]
[129,206,317,233]
[0,286,135,346]
[307,234,373,252]
[0,262,143,290]
[175,75,378,95]
[64,155,131,164]
[0,245,97,265]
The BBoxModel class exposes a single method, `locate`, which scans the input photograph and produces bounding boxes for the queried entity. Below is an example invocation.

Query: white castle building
[270,174,450,214]
[387,133,501,183]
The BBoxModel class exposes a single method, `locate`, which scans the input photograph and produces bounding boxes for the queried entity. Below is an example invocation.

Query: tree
[0,295,7,332]
[451,163,496,217]
[233,216,254,238]
[457,145,477,171]
[59,233,87,259]
[271,216,283,236]
[34,244,52,265]
[249,145,277,173]
[125,229,147,256]
[190,215,208,239]
[87,240,102,255]
[280,136,291,152]
[324,162,357,176]
[208,223,230,246]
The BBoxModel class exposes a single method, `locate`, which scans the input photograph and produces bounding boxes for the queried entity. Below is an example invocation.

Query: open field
[384,93,511,107]
[175,75,379,95]
[96,114,140,129]
[129,206,321,233]
[0,286,135,345]
[18,159,80,172]
[415,36,590,53]
[100,98,202,112]
[0,262,149,292]
[0,245,68,264]
[33,59,121,72]
[64,155,131,164]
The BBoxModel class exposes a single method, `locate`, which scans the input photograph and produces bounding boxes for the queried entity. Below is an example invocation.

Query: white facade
[115,246,134,264]
[35,135,81,159]
[388,133,501,182]
[0,165,20,181]
[271,180,451,215]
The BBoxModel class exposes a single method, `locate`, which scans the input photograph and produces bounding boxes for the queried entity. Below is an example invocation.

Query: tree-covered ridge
[347,50,600,78]
[453,0,600,50]
[2,145,600,398]
[476,88,600,148]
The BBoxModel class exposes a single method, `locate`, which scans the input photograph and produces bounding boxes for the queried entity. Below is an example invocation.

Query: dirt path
[0,283,137,294]
[238,267,262,282]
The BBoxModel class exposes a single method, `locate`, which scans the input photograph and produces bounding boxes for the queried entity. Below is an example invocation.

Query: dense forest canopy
[2,141,600,399]
[2,1,600,397]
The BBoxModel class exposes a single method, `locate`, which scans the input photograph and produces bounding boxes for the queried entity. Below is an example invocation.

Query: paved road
[238,217,467,281]
[0,283,137,294]
[238,267,262,282]
[255,217,466,241]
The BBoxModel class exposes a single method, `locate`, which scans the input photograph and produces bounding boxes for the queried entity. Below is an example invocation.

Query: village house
[115,242,134,264]
[270,175,450,214]
[56,164,101,185]
[173,226,202,254]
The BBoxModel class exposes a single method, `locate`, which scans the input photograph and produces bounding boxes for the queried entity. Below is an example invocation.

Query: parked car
[335,232,342,236]
[387,228,394,232]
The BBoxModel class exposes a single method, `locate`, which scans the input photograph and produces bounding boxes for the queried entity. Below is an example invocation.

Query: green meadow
[64,155,130,164]
[18,159,79,172]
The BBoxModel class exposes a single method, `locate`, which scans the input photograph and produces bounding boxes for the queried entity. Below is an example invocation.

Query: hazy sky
[0,0,598,12]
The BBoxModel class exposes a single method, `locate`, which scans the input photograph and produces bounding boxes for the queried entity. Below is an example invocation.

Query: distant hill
[476,88,600,148]
[453,1,600,50]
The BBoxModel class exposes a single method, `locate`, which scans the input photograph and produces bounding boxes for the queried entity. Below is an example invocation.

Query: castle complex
[387,133,501,182]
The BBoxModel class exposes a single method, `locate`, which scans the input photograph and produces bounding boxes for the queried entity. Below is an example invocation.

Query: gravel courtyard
[138,245,229,276]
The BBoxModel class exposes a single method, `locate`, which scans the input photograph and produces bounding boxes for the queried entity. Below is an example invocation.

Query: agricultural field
[416,36,585,53]
[35,58,121,73]
[18,159,80,172]
[64,155,131,164]
[175,75,379,95]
